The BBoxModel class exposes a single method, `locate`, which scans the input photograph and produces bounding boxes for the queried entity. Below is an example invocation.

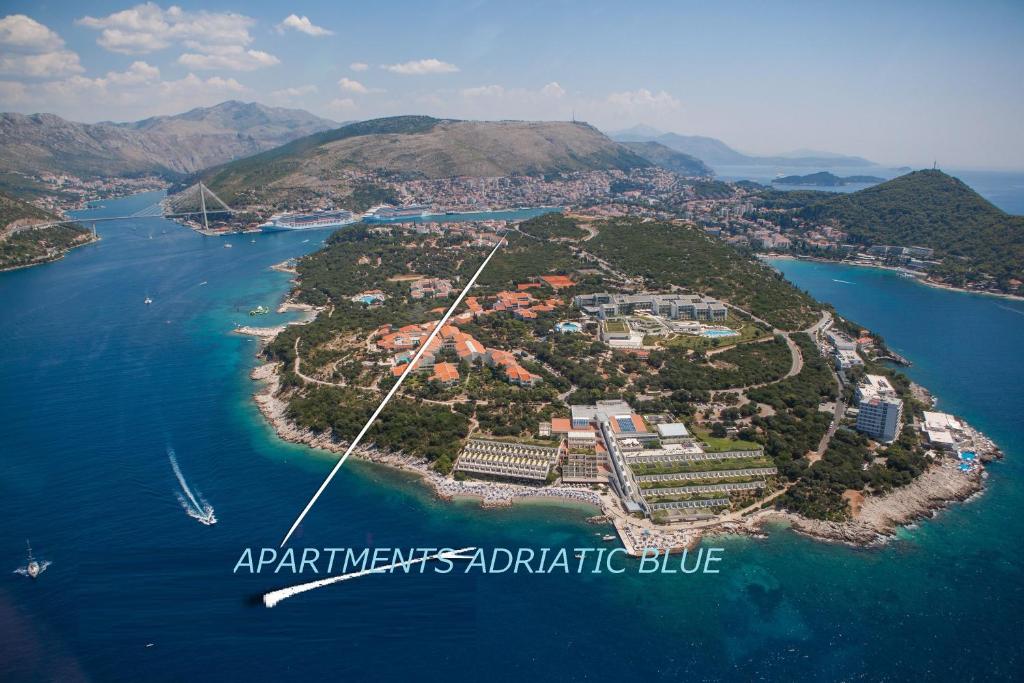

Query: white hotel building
[855,374,904,443]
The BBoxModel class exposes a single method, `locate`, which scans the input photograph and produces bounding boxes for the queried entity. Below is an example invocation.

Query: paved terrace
[649,498,731,511]
[635,467,778,483]
[642,481,766,496]
[625,448,764,464]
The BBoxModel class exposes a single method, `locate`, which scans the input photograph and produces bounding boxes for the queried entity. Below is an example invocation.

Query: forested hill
[198,116,652,204]
[1,190,92,270]
[797,170,1024,288]
[0,189,52,229]
[587,219,822,330]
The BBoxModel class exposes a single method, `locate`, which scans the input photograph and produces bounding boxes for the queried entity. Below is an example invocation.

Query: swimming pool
[555,322,582,333]
[702,328,740,338]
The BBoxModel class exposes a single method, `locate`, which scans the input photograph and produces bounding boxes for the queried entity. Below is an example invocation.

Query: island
[244,211,1001,554]
[772,171,886,187]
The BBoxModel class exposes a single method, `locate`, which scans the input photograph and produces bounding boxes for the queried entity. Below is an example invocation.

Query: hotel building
[855,374,904,443]
[574,292,728,322]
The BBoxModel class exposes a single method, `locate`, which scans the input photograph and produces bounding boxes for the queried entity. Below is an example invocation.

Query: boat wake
[832,279,855,285]
[169,449,217,525]
[13,561,51,577]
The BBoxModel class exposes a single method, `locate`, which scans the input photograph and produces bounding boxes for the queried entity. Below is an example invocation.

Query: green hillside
[196,116,652,205]
[0,190,92,270]
[799,170,1024,288]
[587,218,822,330]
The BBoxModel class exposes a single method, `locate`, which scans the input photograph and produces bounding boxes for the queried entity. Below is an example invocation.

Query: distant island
[772,172,886,187]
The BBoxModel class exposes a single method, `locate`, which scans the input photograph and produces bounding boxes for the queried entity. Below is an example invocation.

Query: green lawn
[604,319,629,333]
[693,426,763,452]
[655,322,769,351]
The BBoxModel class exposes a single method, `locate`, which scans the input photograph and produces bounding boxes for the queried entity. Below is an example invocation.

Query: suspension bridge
[18,182,234,233]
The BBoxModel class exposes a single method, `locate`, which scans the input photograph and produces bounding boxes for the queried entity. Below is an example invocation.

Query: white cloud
[326,97,356,114]
[0,50,84,79]
[338,77,368,94]
[271,84,317,99]
[78,3,268,70]
[0,14,65,52]
[0,15,84,79]
[382,58,459,75]
[78,4,256,52]
[349,61,368,72]
[0,79,28,102]
[178,45,279,71]
[461,84,505,98]
[541,81,565,98]
[606,88,681,114]
[276,14,332,37]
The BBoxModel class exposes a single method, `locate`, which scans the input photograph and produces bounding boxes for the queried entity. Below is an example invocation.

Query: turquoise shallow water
[1,193,1022,681]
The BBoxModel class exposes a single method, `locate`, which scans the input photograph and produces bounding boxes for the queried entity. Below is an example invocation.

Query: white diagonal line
[262,547,477,607]
[279,233,508,547]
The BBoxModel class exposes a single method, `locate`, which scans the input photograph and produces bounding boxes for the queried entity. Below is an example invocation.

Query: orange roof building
[431,362,460,386]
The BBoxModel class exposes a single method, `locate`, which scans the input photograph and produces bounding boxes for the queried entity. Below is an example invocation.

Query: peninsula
[246,211,1001,553]
[0,189,96,271]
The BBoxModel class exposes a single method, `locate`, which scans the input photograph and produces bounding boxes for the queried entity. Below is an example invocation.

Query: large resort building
[574,292,728,322]
[454,438,561,481]
[854,374,904,443]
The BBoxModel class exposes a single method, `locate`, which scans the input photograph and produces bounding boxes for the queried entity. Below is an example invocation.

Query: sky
[1,1,1022,169]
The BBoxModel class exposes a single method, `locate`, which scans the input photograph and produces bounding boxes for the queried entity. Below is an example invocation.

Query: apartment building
[855,374,904,443]
[574,292,728,322]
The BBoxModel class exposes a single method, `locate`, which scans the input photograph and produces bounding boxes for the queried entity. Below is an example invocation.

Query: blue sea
[2,191,1023,681]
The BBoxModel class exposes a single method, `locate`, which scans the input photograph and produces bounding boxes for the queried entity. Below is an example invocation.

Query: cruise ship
[260,209,357,232]
[361,204,433,222]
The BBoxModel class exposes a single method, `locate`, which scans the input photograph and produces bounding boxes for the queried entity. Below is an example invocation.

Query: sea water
[1,191,1022,680]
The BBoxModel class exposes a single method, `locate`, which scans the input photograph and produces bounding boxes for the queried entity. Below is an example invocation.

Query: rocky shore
[251,361,603,509]
[750,459,985,546]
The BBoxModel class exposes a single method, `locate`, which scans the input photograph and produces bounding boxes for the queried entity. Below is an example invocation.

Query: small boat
[16,540,48,580]
[601,534,616,542]
[199,281,208,286]
[144,297,153,305]
[574,552,584,560]
[249,305,270,316]
[224,243,233,248]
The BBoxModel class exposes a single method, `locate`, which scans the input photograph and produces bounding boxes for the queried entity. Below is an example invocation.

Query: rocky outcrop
[766,460,983,545]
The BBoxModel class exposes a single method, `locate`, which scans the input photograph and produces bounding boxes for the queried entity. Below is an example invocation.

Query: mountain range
[609,125,875,168]
[198,115,653,203]
[0,101,337,187]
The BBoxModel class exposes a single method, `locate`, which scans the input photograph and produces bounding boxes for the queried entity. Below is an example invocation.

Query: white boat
[224,243,233,248]
[601,534,616,542]
[15,540,49,579]
[144,297,153,305]
[260,209,357,232]
[361,204,432,222]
